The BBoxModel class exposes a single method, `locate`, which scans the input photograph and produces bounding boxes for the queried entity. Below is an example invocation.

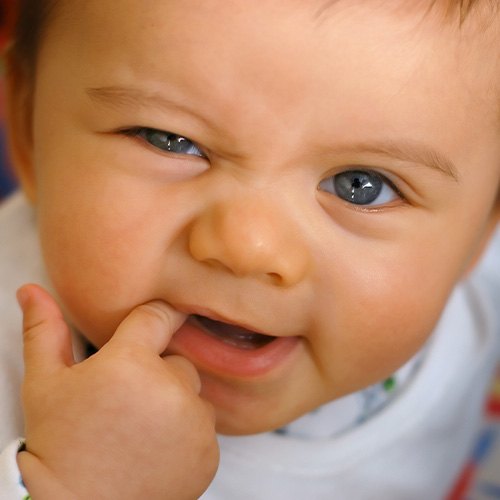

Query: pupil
[352,178,362,189]
[145,130,187,153]
[334,170,382,205]
[173,136,190,153]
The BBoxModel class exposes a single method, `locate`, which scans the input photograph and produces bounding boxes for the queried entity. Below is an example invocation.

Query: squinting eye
[318,170,400,206]
[127,127,205,157]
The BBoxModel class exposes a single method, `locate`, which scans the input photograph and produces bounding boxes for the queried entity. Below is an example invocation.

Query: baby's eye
[318,170,400,206]
[126,127,205,157]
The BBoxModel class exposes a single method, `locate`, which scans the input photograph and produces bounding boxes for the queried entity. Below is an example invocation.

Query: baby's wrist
[0,440,31,499]
[17,449,80,500]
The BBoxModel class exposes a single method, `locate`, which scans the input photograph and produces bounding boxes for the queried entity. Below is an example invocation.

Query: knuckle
[167,355,201,391]
[22,317,47,341]
[135,302,173,331]
[23,315,67,343]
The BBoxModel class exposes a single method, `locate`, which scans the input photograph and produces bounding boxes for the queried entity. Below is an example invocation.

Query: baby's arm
[14,285,219,500]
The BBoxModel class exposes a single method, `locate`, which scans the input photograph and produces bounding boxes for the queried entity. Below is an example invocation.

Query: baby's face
[16,0,500,434]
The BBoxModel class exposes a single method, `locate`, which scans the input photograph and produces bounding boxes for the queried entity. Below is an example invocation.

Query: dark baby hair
[9,0,58,73]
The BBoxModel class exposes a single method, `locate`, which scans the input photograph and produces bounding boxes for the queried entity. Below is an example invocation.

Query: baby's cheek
[321,260,449,392]
[51,280,126,348]
[353,284,444,362]
[38,231,127,347]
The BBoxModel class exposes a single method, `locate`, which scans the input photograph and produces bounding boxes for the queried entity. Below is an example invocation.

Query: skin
[5,0,500,495]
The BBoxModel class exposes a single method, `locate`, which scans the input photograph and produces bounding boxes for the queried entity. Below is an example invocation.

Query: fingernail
[16,287,29,312]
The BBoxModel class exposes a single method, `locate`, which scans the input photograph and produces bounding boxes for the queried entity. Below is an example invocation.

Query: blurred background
[0,0,18,201]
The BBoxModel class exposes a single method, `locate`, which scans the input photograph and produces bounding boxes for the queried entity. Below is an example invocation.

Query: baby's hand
[16,284,219,500]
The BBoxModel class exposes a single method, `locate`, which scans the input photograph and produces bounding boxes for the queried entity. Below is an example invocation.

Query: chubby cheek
[36,181,167,347]
[312,243,456,397]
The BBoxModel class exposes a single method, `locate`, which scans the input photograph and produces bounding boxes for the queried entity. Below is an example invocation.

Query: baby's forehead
[18,0,500,87]
[315,0,496,25]
[48,0,500,36]
[54,0,497,22]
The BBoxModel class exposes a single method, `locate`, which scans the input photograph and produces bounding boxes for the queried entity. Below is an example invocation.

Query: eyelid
[120,126,207,158]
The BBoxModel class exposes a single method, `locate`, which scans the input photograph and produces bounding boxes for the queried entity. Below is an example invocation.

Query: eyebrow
[333,141,460,181]
[86,85,211,126]
[87,86,458,181]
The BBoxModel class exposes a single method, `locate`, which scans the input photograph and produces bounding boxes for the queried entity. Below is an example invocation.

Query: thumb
[17,284,75,376]
[107,300,187,355]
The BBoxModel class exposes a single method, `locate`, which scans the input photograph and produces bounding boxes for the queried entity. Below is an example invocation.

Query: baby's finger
[108,300,186,355]
[164,354,202,394]
[17,284,75,377]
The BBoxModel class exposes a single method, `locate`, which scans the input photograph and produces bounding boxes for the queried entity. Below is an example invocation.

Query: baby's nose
[188,195,310,286]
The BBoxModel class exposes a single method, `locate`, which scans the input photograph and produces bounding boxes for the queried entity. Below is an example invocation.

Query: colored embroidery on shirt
[274,347,427,440]
[383,376,396,392]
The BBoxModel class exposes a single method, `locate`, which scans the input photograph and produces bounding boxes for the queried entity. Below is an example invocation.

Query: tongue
[193,315,275,350]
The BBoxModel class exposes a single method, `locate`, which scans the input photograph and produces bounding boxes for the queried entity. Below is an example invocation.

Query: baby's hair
[9,0,57,74]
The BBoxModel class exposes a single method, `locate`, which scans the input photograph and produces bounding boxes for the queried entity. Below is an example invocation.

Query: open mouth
[191,315,277,350]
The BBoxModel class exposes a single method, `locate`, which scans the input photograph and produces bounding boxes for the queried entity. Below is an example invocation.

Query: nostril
[266,272,283,285]
[202,258,232,273]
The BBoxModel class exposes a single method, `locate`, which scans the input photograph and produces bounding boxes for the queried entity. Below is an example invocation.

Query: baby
[1,0,500,498]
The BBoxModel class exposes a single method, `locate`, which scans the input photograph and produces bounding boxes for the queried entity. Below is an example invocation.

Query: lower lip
[168,320,301,378]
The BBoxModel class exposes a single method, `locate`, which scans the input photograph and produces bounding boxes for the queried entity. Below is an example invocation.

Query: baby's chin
[209,394,320,437]
[214,416,287,436]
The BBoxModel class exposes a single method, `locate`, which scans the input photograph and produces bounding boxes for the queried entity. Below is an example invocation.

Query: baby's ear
[3,50,37,204]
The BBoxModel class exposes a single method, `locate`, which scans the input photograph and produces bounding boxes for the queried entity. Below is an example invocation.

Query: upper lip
[172,303,276,337]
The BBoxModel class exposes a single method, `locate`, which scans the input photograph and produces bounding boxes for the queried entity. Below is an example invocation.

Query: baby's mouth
[191,315,276,350]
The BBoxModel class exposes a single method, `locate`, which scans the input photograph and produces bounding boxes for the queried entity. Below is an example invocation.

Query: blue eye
[127,127,205,157]
[319,170,399,206]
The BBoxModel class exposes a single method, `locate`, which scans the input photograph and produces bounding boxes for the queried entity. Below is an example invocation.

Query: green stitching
[383,376,396,392]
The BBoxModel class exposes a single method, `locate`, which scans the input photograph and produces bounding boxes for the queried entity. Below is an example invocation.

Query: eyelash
[122,127,206,158]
